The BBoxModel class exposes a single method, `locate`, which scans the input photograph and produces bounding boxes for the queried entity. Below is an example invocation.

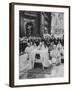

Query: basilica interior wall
[19,11,64,38]
[51,12,64,38]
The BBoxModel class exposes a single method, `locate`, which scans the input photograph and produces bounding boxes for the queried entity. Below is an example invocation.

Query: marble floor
[19,54,64,79]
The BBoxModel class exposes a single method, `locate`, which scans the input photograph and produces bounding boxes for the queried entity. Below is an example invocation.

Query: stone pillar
[40,12,45,35]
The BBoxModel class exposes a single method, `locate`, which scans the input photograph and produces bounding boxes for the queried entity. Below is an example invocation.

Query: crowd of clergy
[20,34,64,70]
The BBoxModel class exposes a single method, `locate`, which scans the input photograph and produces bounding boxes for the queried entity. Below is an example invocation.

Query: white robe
[25,46,34,69]
[50,48,61,64]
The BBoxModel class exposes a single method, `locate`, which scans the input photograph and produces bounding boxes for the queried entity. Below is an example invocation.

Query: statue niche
[26,22,33,37]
